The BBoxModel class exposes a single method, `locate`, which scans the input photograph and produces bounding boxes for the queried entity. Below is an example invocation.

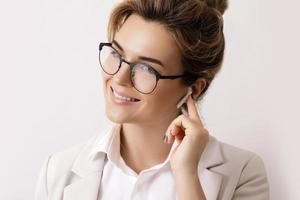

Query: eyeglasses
[99,42,198,94]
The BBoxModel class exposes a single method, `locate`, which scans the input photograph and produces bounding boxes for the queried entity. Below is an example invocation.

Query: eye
[109,45,121,57]
[145,63,162,73]
[109,49,120,58]
[138,63,158,74]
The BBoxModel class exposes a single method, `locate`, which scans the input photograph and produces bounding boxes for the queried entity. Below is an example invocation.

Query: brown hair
[107,0,228,102]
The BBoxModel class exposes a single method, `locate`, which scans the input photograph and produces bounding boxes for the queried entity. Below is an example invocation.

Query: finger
[186,95,204,127]
[164,112,199,144]
[186,95,199,119]
[170,114,193,136]
[172,127,185,141]
[167,127,186,144]
[167,125,180,143]
[164,115,186,143]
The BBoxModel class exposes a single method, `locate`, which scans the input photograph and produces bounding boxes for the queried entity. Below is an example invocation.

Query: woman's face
[102,14,188,125]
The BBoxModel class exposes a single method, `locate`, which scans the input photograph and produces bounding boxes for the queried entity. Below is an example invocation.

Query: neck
[119,112,179,174]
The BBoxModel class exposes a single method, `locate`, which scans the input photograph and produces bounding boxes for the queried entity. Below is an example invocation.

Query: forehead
[113,14,182,72]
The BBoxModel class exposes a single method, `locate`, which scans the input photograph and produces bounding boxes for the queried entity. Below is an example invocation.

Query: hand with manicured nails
[165,95,209,174]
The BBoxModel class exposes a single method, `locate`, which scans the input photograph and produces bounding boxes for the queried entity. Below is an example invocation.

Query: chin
[106,115,126,124]
[105,107,133,124]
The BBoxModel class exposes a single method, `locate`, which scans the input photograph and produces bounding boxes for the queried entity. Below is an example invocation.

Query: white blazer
[35,123,269,200]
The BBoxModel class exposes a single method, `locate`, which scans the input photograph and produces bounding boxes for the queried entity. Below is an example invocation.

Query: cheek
[101,71,110,81]
[152,80,186,109]
[155,81,180,98]
[101,74,113,96]
[148,85,178,110]
[101,73,113,88]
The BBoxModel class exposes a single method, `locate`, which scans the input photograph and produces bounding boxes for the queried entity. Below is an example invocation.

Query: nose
[112,60,133,87]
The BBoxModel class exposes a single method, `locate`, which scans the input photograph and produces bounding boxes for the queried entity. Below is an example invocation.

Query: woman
[35,0,269,199]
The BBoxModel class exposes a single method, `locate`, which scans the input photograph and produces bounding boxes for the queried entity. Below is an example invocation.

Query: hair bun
[202,0,228,15]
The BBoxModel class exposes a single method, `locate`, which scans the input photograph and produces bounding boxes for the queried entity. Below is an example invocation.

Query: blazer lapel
[63,151,108,200]
[62,125,113,200]
[63,170,103,200]
[198,135,225,200]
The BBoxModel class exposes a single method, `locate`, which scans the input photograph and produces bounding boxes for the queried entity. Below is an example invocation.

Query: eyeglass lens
[99,45,157,94]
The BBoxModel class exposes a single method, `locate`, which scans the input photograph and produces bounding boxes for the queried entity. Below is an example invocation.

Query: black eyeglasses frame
[99,42,202,94]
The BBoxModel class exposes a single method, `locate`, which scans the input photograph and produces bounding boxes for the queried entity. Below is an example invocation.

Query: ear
[191,78,207,100]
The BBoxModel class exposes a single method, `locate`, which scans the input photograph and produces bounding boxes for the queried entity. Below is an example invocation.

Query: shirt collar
[87,123,121,161]
[87,123,179,169]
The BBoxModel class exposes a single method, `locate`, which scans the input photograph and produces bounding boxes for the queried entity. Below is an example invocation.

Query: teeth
[113,90,137,102]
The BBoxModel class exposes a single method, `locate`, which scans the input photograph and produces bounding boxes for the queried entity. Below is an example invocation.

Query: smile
[110,86,140,103]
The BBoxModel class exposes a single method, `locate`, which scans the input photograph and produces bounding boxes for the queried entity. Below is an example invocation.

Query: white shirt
[35,122,269,199]
[88,123,180,200]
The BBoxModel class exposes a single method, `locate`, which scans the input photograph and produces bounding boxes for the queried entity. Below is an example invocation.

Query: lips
[110,86,140,101]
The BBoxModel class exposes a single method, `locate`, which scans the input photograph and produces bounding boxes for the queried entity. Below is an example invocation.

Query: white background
[0,0,299,199]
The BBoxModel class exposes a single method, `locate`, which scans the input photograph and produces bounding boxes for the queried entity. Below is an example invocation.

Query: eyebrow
[112,40,165,68]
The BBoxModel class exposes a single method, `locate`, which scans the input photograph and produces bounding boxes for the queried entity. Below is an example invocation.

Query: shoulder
[42,133,96,184]
[202,135,263,170]
[218,138,267,173]
[44,125,113,181]
[35,132,98,199]
[48,135,94,172]
[220,139,262,164]
[210,136,269,199]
